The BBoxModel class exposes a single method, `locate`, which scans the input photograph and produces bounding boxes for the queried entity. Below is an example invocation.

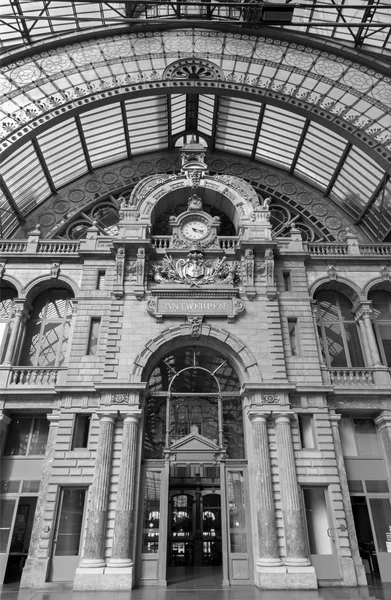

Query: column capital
[273,411,296,424]
[352,301,373,321]
[97,412,117,423]
[47,411,61,426]
[374,412,391,430]
[329,413,342,426]
[122,410,142,424]
[0,413,12,430]
[248,410,271,423]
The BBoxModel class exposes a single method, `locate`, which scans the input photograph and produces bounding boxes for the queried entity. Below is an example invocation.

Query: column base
[255,565,317,589]
[257,557,283,567]
[284,557,311,567]
[73,565,134,590]
[20,557,49,588]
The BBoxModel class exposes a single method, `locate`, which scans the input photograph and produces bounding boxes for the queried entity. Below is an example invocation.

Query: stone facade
[1,149,391,591]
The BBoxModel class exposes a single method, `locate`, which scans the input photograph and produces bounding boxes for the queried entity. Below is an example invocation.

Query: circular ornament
[264,174,280,187]
[371,83,391,106]
[229,163,245,175]
[281,183,296,195]
[0,76,14,95]
[133,38,162,53]
[164,36,193,52]
[120,166,135,178]
[72,47,102,65]
[296,192,313,205]
[255,43,283,61]
[69,189,85,203]
[194,37,223,53]
[314,59,344,79]
[210,159,227,171]
[343,69,374,92]
[102,172,118,185]
[138,162,154,174]
[312,203,328,217]
[225,39,254,56]
[41,55,72,74]
[85,179,101,193]
[39,213,56,227]
[246,167,263,179]
[284,51,314,69]
[10,64,41,84]
[325,216,342,230]
[53,200,70,214]
[102,41,132,59]
[156,158,172,170]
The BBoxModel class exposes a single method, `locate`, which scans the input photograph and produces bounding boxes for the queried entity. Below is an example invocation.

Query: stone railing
[219,237,240,250]
[8,367,62,386]
[307,244,348,256]
[151,236,171,250]
[329,369,374,385]
[359,244,391,256]
[37,241,80,254]
[0,241,28,253]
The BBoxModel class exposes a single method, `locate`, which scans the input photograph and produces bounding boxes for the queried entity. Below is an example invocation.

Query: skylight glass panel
[360,178,391,242]
[215,97,261,156]
[170,95,186,136]
[1,142,51,213]
[294,123,347,191]
[255,106,305,169]
[37,119,87,188]
[0,192,19,237]
[79,104,127,168]
[330,147,385,218]
[197,95,215,137]
[125,96,168,154]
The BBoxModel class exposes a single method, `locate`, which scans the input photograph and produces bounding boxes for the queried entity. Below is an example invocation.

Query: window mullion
[26,414,34,456]
[337,297,352,368]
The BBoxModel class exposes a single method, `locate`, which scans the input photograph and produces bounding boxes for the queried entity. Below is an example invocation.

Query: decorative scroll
[149,251,241,287]
[188,316,203,337]
[260,393,280,404]
[111,393,130,404]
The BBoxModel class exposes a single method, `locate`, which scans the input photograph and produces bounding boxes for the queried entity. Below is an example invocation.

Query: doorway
[3,497,37,584]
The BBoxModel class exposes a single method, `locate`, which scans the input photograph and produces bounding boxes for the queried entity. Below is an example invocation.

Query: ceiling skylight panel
[79,104,127,168]
[197,96,215,137]
[2,142,51,213]
[330,147,385,217]
[215,97,260,155]
[125,96,168,154]
[37,120,87,188]
[256,106,305,168]
[294,123,347,190]
[170,95,186,135]
[0,192,19,238]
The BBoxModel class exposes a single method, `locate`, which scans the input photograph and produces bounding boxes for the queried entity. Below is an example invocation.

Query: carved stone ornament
[260,393,280,404]
[111,393,130,404]
[149,251,241,288]
[188,316,203,337]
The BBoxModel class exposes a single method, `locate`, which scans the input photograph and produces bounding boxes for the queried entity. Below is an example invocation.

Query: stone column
[2,301,27,366]
[20,412,60,588]
[249,412,282,566]
[107,412,141,570]
[78,413,115,569]
[354,313,372,367]
[357,304,383,366]
[274,413,310,566]
[0,413,11,455]
[375,412,391,483]
[330,414,367,586]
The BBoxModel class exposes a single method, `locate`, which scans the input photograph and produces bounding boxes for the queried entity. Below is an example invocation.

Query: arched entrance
[138,346,251,587]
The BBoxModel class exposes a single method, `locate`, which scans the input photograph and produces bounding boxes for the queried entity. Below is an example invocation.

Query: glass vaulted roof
[0,14,390,241]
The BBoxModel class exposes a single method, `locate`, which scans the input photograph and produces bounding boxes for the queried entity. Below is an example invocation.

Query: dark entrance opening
[351,496,380,579]
[4,497,37,584]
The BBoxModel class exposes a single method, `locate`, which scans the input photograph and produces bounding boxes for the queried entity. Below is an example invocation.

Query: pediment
[170,432,219,452]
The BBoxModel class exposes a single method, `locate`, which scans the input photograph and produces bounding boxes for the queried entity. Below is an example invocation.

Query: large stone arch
[22,274,80,304]
[131,323,262,384]
[309,276,363,307]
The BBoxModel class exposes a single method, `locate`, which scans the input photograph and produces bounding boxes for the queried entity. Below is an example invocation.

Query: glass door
[49,487,86,581]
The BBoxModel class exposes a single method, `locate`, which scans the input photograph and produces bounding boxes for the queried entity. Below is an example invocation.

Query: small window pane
[55,489,86,556]
[143,472,161,554]
[227,471,246,553]
[87,319,100,356]
[72,415,90,449]
[29,417,49,455]
[4,418,31,456]
[303,488,333,554]
[288,319,298,356]
[354,419,381,457]
[369,498,391,552]
[348,480,364,493]
[0,499,16,552]
[365,481,389,493]
[22,481,40,493]
[299,415,315,449]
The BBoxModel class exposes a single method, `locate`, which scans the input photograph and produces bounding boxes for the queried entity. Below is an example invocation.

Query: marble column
[375,412,391,482]
[78,413,115,568]
[2,302,27,366]
[20,412,60,588]
[330,414,367,586]
[358,305,383,366]
[107,412,140,569]
[354,313,373,367]
[0,413,11,455]
[249,412,282,566]
[274,413,310,566]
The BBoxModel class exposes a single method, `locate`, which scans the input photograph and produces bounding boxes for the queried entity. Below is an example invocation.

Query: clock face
[182,220,209,240]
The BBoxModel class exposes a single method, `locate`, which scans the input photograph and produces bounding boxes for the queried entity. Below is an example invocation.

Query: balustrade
[37,241,80,254]
[329,369,374,385]
[359,244,391,256]
[307,243,348,256]
[8,367,62,386]
[0,241,27,252]
[151,236,171,250]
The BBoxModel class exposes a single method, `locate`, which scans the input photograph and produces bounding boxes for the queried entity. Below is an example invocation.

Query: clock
[182,219,209,240]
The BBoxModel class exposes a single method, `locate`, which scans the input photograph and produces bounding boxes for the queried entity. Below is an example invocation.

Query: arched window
[20,289,74,367]
[144,347,243,459]
[0,287,17,363]
[369,290,391,367]
[314,290,364,368]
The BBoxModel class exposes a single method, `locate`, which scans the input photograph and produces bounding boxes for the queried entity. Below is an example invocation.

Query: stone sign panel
[147,295,244,323]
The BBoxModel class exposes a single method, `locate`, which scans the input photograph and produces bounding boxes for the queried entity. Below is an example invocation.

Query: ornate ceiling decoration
[1,28,390,241]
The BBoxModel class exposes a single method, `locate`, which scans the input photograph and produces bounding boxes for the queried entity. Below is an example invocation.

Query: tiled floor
[1,568,390,600]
